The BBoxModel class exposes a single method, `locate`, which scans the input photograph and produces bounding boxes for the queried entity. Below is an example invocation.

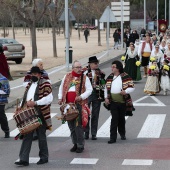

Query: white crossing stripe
[122,159,153,165]
[16,157,39,164]
[70,158,99,165]
[10,113,57,137]
[48,122,70,137]
[137,114,166,138]
[97,116,128,138]
[6,113,14,121]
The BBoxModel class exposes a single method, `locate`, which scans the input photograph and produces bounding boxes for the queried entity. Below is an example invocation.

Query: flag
[158,20,168,33]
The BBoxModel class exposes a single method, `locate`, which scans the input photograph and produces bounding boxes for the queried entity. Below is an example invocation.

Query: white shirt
[104,75,135,98]
[138,42,154,56]
[26,82,53,105]
[58,74,92,100]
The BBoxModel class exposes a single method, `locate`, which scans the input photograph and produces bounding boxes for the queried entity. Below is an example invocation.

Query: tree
[0,0,52,60]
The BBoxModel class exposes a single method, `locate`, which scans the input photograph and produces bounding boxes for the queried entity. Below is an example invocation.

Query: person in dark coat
[113,29,120,49]
[84,28,89,43]
[0,44,10,79]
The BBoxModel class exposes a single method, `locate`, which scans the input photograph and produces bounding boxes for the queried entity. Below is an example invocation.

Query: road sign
[100,6,117,22]
[59,8,76,21]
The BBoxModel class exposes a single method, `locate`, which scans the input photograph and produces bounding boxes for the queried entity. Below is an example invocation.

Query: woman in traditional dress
[124,43,141,81]
[164,42,170,62]
[160,59,170,95]
[150,44,164,69]
[144,61,160,95]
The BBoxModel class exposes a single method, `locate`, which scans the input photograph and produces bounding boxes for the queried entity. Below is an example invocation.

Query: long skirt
[144,76,160,95]
[160,75,170,91]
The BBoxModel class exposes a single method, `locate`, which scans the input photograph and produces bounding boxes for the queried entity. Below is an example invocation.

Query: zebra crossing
[6,112,167,139]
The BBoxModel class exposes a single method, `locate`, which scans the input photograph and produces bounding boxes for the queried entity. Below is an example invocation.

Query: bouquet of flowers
[150,57,156,62]
[149,65,156,70]
[136,61,141,67]
[121,55,125,61]
[163,65,169,71]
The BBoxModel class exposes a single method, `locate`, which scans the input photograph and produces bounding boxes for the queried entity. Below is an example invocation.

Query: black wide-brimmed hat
[30,66,42,74]
[88,56,99,63]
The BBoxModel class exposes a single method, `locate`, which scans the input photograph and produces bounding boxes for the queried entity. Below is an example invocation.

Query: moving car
[0,38,25,64]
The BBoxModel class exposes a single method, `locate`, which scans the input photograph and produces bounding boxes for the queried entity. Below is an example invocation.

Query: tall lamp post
[165,0,167,20]
[65,0,69,71]
[144,0,146,29]
[157,0,159,35]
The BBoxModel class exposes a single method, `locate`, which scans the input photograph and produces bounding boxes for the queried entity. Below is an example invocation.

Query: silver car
[0,38,25,64]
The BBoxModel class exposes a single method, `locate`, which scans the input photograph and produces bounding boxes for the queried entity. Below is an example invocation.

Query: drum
[13,107,42,135]
[60,103,79,121]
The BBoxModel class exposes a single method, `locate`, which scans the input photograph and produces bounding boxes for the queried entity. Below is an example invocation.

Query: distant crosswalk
[5,113,167,139]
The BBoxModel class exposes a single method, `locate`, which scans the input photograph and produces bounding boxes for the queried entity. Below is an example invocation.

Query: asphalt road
[1,60,170,170]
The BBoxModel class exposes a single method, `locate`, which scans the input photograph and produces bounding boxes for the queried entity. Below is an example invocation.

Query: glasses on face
[112,66,117,69]
[74,66,82,69]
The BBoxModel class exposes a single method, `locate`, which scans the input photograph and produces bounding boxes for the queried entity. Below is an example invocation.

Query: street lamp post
[157,0,159,35]
[65,0,69,71]
[144,0,146,29]
[165,0,167,20]
[121,0,123,50]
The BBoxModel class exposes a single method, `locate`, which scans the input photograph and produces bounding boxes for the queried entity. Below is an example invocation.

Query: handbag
[103,103,111,110]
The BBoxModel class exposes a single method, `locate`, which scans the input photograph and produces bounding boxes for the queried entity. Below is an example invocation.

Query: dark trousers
[0,104,9,133]
[110,102,126,140]
[85,93,101,136]
[67,104,84,148]
[85,36,88,43]
[19,124,48,163]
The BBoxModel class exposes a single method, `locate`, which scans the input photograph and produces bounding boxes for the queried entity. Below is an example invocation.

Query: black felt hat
[88,56,99,63]
[30,66,42,74]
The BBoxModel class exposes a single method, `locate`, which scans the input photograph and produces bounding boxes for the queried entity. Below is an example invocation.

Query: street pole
[65,0,69,71]
[169,0,170,27]
[121,0,123,50]
[144,0,146,29]
[165,0,167,20]
[157,0,159,35]
[106,6,110,56]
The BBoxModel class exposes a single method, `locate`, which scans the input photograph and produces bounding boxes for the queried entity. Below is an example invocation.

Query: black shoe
[121,136,126,140]
[15,160,29,166]
[108,140,116,144]
[70,144,77,152]
[4,132,10,138]
[91,135,97,140]
[76,147,84,153]
[33,136,38,141]
[84,133,89,140]
[37,159,48,165]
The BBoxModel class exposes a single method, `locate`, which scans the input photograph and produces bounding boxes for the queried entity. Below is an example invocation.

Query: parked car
[82,24,97,30]
[74,23,83,30]
[0,38,25,64]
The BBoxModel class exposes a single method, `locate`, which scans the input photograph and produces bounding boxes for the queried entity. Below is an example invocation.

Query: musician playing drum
[15,66,53,166]
[58,60,92,153]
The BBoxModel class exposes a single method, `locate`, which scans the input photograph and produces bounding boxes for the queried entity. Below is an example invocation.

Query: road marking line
[48,122,70,137]
[133,96,165,106]
[122,159,153,165]
[10,113,57,137]
[70,158,99,165]
[6,113,14,121]
[97,116,128,138]
[16,157,39,164]
[137,114,166,138]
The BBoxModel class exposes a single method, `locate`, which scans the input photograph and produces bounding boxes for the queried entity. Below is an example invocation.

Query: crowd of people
[0,27,170,167]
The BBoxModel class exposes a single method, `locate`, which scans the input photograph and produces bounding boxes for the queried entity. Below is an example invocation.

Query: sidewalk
[7,48,124,109]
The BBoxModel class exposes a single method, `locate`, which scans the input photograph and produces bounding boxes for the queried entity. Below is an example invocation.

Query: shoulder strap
[79,74,84,95]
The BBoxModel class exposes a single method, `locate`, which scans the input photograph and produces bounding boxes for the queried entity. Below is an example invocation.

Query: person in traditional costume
[150,44,164,69]
[0,73,10,138]
[15,66,53,166]
[159,40,167,54]
[58,60,92,153]
[164,42,170,62]
[82,56,105,140]
[23,58,50,140]
[23,58,50,87]
[124,43,141,81]
[104,60,135,144]
[159,59,170,95]
[144,61,160,95]
[138,35,154,77]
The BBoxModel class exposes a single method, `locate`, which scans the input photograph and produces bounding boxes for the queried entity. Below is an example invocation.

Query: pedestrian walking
[113,29,120,49]
[14,66,53,166]
[84,28,89,43]
[0,73,10,138]
[104,60,135,144]
[83,56,105,140]
[58,60,92,153]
